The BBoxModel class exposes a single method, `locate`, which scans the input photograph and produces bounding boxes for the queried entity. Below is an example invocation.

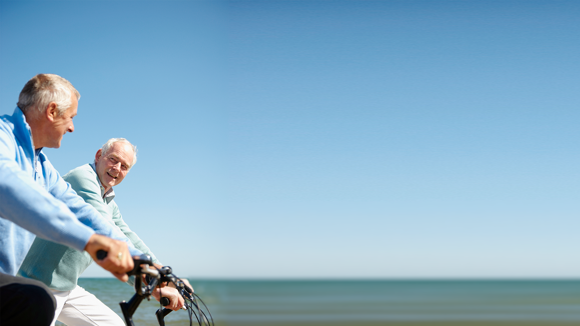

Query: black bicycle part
[155,307,172,326]
[96,249,107,260]
[93,250,213,325]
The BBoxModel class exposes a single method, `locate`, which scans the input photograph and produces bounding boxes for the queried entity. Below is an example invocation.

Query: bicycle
[97,251,214,326]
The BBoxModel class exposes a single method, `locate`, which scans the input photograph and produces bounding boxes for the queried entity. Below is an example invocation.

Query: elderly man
[19,138,185,325]
[0,74,140,326]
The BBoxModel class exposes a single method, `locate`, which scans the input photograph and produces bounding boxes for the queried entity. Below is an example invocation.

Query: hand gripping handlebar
[96,250,213,326]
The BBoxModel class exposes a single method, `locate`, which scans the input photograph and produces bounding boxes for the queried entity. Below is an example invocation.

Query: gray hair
[99,138,138,168]
[17,74,80,117]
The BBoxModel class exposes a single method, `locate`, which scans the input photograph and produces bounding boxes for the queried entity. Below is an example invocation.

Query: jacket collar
[90,163,116,203]
[12,107,36,161]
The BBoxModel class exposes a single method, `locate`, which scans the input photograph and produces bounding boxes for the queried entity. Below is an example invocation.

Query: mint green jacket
[17,164,160,291]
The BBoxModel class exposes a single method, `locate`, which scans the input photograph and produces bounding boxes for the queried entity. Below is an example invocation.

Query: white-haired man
[19,138,186,325]
[0,74,140,326]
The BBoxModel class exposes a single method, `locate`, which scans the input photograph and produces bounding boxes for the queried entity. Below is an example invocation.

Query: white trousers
[51,285,125,326]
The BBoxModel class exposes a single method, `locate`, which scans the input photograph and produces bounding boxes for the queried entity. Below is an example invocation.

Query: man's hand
[85,234,134,282]
[179,278,194,294]
[152,286,185,311]
[165,276,194,294]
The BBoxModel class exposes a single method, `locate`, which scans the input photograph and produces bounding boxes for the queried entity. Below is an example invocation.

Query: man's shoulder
[0,113,16,136]
[64,163,94,175]
[63,164,96,183]
[0,108,25,137]
[0,112,22,158]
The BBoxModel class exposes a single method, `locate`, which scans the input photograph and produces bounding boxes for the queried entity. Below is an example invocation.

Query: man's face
[47,94,77,148]
[94,142,134,192]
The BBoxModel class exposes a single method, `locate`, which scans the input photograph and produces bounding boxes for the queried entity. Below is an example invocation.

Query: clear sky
[1,0,578,279]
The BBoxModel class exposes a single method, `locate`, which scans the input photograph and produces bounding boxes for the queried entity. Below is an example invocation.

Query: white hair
[99,138,138,168]
[17,74,80,117]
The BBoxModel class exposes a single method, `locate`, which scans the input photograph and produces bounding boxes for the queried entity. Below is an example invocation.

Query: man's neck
[90,163,115,201]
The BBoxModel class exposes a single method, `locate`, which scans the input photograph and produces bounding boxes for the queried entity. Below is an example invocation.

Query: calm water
[54,279,580,326]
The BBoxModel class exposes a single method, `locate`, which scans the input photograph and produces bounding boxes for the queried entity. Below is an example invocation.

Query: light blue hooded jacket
[0,107,142,275]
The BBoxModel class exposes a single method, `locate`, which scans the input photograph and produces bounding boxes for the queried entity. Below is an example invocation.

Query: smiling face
[94,141,134,192]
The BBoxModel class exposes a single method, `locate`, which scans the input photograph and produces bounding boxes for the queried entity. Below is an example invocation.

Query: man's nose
[68,122,74,133]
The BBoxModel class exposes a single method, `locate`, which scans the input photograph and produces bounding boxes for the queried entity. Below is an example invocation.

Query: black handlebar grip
[160,297,170,306]
[96,250,107,260]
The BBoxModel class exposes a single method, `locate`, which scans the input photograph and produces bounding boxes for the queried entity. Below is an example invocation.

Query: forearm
[114,213,161,264]
[58,165,143,256]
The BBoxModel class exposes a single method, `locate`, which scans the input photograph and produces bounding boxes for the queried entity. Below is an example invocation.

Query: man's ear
[45,102,59,122]
[95,149,103,163]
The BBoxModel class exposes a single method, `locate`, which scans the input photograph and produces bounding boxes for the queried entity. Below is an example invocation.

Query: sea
[55,279,580,326]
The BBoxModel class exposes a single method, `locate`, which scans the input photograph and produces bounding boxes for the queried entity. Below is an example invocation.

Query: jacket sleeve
[0,129,93,252]
[57,164,142,257]
[111,203,161,265]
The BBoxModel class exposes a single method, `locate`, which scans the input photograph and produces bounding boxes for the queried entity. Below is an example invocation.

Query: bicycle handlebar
[95,250,213,326]
[96,249,108,261]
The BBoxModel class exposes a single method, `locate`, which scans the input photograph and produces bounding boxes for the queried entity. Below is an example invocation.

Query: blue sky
[1,0,578,279]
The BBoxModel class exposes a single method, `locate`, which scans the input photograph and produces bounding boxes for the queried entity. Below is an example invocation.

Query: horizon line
[79,276,580,281]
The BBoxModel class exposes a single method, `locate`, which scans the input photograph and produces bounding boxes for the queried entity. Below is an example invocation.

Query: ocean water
[55,279,580,326]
